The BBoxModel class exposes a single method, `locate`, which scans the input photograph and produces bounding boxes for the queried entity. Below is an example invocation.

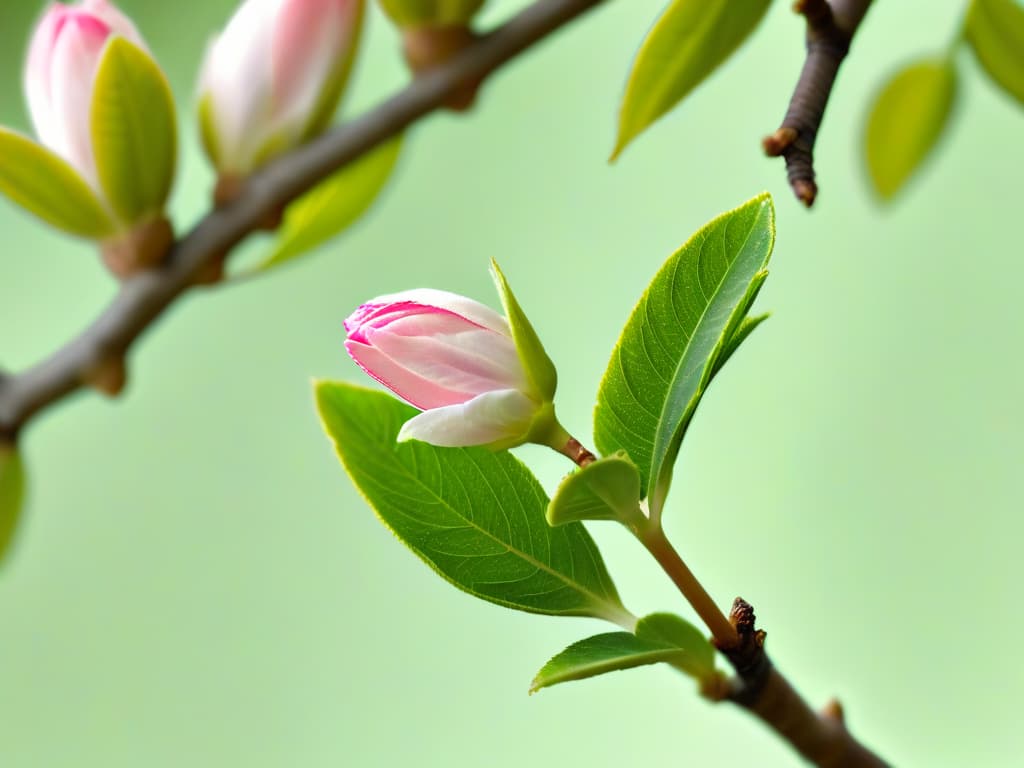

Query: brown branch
[0,0,610,442]
[763,0,875,207]
[718,599,890,767]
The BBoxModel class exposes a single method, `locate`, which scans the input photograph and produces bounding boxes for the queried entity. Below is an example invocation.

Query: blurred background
[0,0,1020,765]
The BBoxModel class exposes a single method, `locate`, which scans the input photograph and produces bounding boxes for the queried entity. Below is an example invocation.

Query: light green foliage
[0,448,26,568]
[593,194,774,514]
[546,453,643,528]
[316,381,629,623]
[865,59,958,200]
[613,0,772,159]
[490,259,557,402]
[254,138,402,273]
[378,0,485,27]
[530,612,715,693]
[966,0,1024,107]
[91,38,177,223]
[0,128,116,239]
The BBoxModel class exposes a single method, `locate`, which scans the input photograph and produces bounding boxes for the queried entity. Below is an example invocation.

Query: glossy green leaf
[0,128,116,238]
[91,37,177,223]
[530,612,715,693]
[490,259,557,402]
[864,59,958,200]
[316,381,631,625]
[966,0,1024,107]
[594,194,774,515]
[547,453,643,529]
[0,448,26,568]
[711,313,768,380]
[254,138,402,273]
[613,0,772,159]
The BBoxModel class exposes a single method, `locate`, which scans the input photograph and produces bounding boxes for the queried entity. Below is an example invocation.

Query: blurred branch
[762,0,875,207]
[0,0,610,441]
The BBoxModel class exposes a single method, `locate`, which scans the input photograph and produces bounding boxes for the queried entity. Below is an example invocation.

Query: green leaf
[530,612,715,693]
[0,128,116,238]
[593,194,774,514]
[0,448,26,568]
[711,313,769,380]
[253,138,402,273]
[91,37,177,223]
[316,381,631,624]
[966,0,1024,107]
[613,0,772,159]
[378,0,485,26]
[489,259,557,402]
[864,59,958,200]
[547,453,644,529]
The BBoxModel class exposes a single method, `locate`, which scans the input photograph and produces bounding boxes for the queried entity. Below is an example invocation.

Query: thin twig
[0,0,610,442]
[763,0,875,207]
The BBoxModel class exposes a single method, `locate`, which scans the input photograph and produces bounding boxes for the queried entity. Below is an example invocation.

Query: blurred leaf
[0,128,116,238]
[613,0,771,159]
[0,448,26,568]
[864,59,958,200]
[91,38,177,223]
[530,612,715,693]
[593,194,774,514]
[254,138,402,273]
[966,0,1024,107]
[316,381,630,624]
[547,453,643,528]
[378,0,485,26]
[490,259,557,402]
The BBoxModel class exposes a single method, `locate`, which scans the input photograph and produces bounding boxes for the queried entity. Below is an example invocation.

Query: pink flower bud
[344,289,547,448]
[199,0,364,175]
[24,0,145,187]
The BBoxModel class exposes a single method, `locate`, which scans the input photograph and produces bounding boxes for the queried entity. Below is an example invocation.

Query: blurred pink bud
[24,0,145,187]
[199,0,364,174]
[344,289,545,448]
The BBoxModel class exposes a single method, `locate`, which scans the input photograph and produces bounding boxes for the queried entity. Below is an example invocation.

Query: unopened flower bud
[198,0,365,182]
[344,278,560,450]
[2,0,178,274]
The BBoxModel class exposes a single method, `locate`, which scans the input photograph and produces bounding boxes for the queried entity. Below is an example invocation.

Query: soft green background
[1,1,1020,765]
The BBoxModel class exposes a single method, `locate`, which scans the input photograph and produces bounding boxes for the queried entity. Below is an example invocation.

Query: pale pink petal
[49,12,111,183]
[365,321,525,394]
[24,4,66,150]
[270,0,356,138]
[354,289,510,336]
[201,0,277,171]
[344,340,470,410]
[81,0,145,47]
[397,389,538,447]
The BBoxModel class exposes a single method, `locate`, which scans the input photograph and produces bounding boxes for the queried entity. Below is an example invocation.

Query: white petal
[397,389,538,448]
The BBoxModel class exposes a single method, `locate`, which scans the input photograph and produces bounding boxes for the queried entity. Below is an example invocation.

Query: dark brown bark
[718,599,889,767]
[763,0,875,207]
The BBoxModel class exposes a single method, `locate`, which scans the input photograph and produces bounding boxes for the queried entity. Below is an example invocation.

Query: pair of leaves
[0,448,26,568]
[613,0,771,159]
[531,612,716,693]
[591,194,774,518]
[864,0,1024,200]
[244,137,402,276]
[316,382,631,626]
[0,38,176,238]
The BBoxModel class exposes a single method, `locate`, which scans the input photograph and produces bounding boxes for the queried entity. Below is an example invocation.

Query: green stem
[638,523,738,648]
